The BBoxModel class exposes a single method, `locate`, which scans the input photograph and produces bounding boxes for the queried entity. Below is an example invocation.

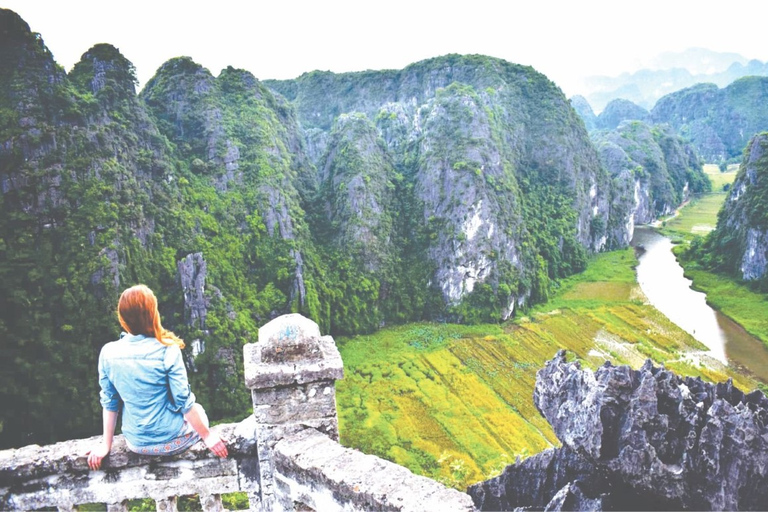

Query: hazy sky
[3,0,766,96]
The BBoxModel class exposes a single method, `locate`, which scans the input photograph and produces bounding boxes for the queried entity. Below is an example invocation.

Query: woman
[87,285,227,470]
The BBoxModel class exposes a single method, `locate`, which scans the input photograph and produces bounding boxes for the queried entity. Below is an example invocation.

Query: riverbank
[658,164,768,349]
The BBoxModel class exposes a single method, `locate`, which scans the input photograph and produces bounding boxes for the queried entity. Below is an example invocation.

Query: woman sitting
[88,285,227,470]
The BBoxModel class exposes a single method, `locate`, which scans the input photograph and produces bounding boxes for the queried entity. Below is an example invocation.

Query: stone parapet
[274,428,476,512]
[1,314,476,512]
[0,417,258,511]
[244,314,343,389]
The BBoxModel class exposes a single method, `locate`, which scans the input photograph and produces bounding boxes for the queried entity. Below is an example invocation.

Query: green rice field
[336,245,757,489]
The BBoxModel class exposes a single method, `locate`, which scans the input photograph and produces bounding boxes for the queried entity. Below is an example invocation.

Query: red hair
[117,284,184,349]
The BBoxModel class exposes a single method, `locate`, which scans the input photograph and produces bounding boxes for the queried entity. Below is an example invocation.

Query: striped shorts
[126,421,201,456]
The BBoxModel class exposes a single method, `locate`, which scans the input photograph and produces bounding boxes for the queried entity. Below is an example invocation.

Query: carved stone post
[244,314,344,511]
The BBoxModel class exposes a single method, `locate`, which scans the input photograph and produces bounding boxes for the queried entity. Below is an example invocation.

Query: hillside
[689,133,768,285]
[651,77,768,163]
[592,121,710,246]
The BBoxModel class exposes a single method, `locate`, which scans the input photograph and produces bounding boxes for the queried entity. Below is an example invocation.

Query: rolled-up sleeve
[164,345,196,414]
[98,349,121,412]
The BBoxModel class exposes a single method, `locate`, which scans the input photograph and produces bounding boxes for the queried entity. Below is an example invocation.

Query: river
[632,226,768,383]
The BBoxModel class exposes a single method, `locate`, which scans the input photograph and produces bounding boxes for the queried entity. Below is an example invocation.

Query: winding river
[631,226,768,383]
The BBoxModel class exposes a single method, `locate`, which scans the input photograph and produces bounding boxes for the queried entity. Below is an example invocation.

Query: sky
[3,0,766,96]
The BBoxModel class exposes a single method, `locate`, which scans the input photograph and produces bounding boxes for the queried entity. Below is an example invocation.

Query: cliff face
[592,121,709,246]
[469,351,768,511]
[141,57,320,314]
[267,54,611,314]
[702,133,768,282]
[652,77,768,163]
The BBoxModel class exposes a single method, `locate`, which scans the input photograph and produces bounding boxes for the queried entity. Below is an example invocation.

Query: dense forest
[0,8,709,449]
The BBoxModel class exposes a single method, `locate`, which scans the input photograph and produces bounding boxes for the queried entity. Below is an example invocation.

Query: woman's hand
[86,440,111,470]
[203,432,228,458]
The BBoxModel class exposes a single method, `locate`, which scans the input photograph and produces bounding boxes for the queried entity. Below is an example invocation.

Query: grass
[660,164,737,241]
[683,268,768,345]
[336,244,758,489]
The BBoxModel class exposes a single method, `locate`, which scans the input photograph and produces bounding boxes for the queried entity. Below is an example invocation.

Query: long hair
[117,284,185,349]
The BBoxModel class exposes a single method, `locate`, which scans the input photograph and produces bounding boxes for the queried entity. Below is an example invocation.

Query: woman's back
[99,333,195,447]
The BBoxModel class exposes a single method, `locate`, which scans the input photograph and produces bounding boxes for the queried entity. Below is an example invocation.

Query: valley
[336,170,765,488]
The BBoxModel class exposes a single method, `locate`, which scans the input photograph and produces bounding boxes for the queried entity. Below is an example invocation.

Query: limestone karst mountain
[651,77,768,163]
[581,48,768,112]
[592,121,710,246]
[691,133,768,284]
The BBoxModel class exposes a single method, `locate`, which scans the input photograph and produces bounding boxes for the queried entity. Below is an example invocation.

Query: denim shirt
[98,333,196,447]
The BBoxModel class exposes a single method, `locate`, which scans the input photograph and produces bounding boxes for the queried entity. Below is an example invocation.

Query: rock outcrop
[469,351,768,511]
[141,57,316,310]
[267,54,612,317]
[702,132,768,282]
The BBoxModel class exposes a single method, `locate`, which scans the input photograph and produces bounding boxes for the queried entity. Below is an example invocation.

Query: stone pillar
[243,314,344,511]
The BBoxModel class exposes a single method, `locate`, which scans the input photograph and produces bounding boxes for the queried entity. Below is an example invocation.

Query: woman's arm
[184,405,228,458]
[87,408,118,470]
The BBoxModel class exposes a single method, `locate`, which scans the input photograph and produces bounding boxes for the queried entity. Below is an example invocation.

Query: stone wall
[0,314,475,511]
[0,418,257,511]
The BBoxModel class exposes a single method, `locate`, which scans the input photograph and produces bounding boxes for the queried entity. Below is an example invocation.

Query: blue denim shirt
[98,333,196,447]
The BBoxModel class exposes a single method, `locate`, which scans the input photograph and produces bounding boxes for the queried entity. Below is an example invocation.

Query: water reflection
[632,226,768,383]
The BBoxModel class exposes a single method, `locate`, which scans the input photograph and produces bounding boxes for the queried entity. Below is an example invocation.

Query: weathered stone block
[273,429,476,511]
[244,315,343,390]
[251,381,337,424]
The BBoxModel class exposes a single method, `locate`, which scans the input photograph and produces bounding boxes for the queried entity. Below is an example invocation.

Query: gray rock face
[593,121,706,247]
[319,112,397,273]
[469,351,768,511]
[741,228,768,280]
[177,252,208,329]
[710,133,768,281]
[416,86,525,305]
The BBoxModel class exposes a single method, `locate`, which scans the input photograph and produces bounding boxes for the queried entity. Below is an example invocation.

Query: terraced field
[336,247,757,489]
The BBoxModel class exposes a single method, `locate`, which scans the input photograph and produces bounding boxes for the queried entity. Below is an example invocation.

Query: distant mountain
[580,49,768,112]
[595,99,650,130]
[570,96,650,132]
[648,48,748,75]
[651,77,768,163]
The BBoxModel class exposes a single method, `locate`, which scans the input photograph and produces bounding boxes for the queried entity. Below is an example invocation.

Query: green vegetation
[337,247,757,490]
[652,77,768,163]
[661,164,737,241]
